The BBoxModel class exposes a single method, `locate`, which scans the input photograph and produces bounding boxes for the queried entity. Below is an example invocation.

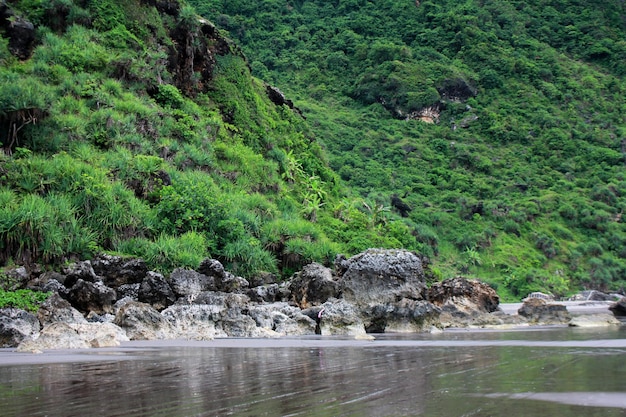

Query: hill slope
[1,0,428,282]
[189,0,626,299]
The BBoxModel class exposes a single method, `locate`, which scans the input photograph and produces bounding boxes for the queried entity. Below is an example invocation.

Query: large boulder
[362,299,440,333]
[161,304,226,339]
[63,261,98,287]
[0,308,40,347]
[0,3,36,60]
[518,298,571,324]
[335,249,434,333]
[427,277,501,327]
[338,249,427,305]
[37,293,87,326]
[168,268,215,300]
[609,297,626,317]
[198,258,249,293]
[569,314,622,327]
[1,266,30,290]
[248,303,316,336]
[114,301,174,340]
[17,322,129,352]
[91,254,148,288]
[314,299,367,337]
[428,277,499,312]
[66,279,117,315]
[247,284,287,303]
[288,262,340,308]
[138,271,176,310]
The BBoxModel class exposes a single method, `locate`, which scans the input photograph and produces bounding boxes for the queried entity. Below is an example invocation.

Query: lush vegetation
[0,288,50,312]
[0,0,419,287]
[189,0,626,299]
[1,0,625,301]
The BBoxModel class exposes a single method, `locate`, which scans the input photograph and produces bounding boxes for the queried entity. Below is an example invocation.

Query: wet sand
[2,330,626,366]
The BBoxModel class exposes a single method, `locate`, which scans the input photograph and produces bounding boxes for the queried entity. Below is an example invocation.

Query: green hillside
[0,0,417,282]
[1,0,625,301]
[188,0,626,299]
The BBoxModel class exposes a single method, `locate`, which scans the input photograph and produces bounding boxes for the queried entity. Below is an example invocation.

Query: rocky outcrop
[66,279,117,315]
[569,314,622,327]
[17,322,129,352]
[609,297,626,317]
[13,248,621,350]
[339,249,427,305]
[0,308,40,347]
[337,249,434,333]
[37,293,87,326]
[114,301,174,340]
[138,271,176,310]
[92,254,149,288]
[427,277,506,328]
[168,268,215,299]
[518,298,571,324]
[314,299,367,337]
[0,2,36,60]
[288,262,340,309]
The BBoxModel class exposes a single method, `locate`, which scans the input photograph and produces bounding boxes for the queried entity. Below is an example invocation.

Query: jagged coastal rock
[0,249,621,351]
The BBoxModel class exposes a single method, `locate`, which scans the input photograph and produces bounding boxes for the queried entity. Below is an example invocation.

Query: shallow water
[1,327,625,416]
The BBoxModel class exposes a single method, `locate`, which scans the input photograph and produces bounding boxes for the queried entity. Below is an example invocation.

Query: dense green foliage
[1,0,625,301]
[190,0,626,299]
[0,0,417,283]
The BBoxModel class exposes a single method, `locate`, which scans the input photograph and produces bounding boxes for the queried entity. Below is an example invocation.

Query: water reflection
[0,327,624,417]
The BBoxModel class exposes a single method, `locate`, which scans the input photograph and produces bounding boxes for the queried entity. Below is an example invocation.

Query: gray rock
[161,305,226,339]
[114,301,174,340]
[41,278,69,297]
[609,297,626,317]
[0,308,40,347]
[1,266,30,290]
[117,283,140,300]
[17,322,129,352]
[247,284,283,303]
[66,279,117,314]
[247,271,277,288]
[569,314,622,327]
[316,299,367,336]
[138,271,176,310]
[63,261,98,287]
[215,273,249,293]
[0,4,36,60]
[191,291,250,309]
[339,249,427,306]
[248,303,316,336]
[428,277,499,313]
[427,277,500,328]
[37,293,87,326]
[363,298,440,333]
[197,258,227,279]
[91,254,148,287]
[288,262,340,309]
[169,268,215,299]
[518,298,571,324]
[198,259,249,293]
[27,271,67,291]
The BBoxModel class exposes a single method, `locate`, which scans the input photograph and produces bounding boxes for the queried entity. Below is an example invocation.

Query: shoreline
[0,301,622,366]
[498,300,616,316]
[1,329,625,366]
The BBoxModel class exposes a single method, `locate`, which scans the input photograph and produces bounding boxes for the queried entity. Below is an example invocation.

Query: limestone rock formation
[518,298,571,324]
[0,308,40,347]
[288,262,340,309]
